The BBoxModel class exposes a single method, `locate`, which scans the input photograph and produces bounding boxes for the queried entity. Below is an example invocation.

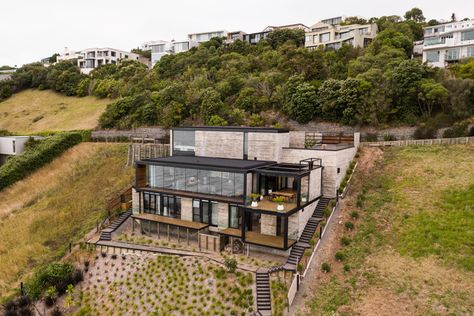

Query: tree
[266,29,305,49]
[286,83,318,123]
[207,115,228,126]
[131,47,151,59]
[451,13,457,22]
[200,88,224,124]
[427,19,440,26]
[417,79,449,117]
[404,8,425,23]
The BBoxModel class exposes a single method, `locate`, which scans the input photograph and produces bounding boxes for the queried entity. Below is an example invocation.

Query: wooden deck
[248,199,298,214]
[132,213,209,230]
[219,228,296,249]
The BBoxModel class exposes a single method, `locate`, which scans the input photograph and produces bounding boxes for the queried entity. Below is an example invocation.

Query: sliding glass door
[142,192,181,218]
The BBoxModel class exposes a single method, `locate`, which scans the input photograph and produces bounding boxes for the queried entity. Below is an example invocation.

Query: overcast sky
[1,0,472,66]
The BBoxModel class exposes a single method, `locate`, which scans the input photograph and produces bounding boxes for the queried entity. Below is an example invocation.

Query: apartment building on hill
[422,19,474,68]
[305,18,378,50]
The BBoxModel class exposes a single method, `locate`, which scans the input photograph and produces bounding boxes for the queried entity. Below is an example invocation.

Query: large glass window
[186,169,198,192]
[209,171,222,195]
[229,205,240,229]
[426,51,439,62]
[175,168,186,190]
[198,170,210,194]
[462,30,474,41]
[222,172,235,196]
[319,32,330,43]
[192,199,218,226]
[446,48,460,61]
[163,167,175,189]
[468,46,474,57]
[142,192,180,218]
[173,130,195,154]
[235,174,244,197]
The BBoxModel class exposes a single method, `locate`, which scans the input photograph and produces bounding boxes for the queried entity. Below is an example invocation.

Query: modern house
[226,31,247,44]
[141,40,197,67]
[56,47,144,74]
[131,127,358,254]
[305,18,378,50]
[243,23,309,45]
[188,30,228,44]
[422,19,474,68]
[0,136,42,165]
[243,31,271,45]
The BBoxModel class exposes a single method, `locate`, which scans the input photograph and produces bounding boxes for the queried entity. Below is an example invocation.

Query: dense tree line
[1,8,473,130]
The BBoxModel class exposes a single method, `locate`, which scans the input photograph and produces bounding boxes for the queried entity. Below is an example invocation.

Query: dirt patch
[350,287,416,316]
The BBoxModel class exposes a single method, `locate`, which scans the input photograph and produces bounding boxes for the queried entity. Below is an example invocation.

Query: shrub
[25,262,78,300]
[350,211,359,220]
[383,134,397,141]
[413,125,437,139]
[0,133,82,191]
[335,252,345,262]
[3,295,33,316]
[297,263,304,273]
[343,264,351,272]
[323,206,332,218]
[345,221,354,230]
[365,133,378,142]
[224,258,237,273]
[341,236,351,246]
[321,263,331,273]
[443,122,468,138]
[44,286,58,306]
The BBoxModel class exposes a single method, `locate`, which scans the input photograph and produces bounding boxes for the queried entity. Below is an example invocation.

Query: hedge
[0,132,82,191]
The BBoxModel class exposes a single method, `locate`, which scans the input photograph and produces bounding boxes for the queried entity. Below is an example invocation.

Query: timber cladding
[135,165,147,187]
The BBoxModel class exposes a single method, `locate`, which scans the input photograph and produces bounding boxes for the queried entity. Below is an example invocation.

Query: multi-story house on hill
[305,18,378,50]
[57,47,145,74]
[141,40,197,67]
[131,127,358,254]
[188,30,228,44]
[422,19,474,68]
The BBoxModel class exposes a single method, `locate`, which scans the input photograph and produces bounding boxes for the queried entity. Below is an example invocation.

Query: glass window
[148,165,163,188]
[462,30,474,41]
[467,46,474,57]
[209,171,222,195]
[300,175,310,204]
[163,167,175,189]
[174,168,186,191]
[426,51,439,62]
[446,48,460,61]
[186,169,198,192]
[222,172,235,196]
[173,130,195,153]
[211,202,218,226]
[202,200,209,224]
[319,32,330,43]
[193,199,200,222]
[198,170,210,194]
[234,174,244,197]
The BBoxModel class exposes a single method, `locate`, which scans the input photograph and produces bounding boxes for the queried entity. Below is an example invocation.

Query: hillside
[0,143,133,300]
[0,89,110,134]
[299,145,474,315]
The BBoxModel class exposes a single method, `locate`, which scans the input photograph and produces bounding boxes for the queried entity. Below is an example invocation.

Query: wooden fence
[362,136,474,147]
[127,143,170,165]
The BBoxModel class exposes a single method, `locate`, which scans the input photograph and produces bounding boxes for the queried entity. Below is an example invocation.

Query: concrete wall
[288,199,318,240]
[217,202,229,229]
[181,198,193,221]
[261,214,276,236]
[132,189,140,214]
[195,131,243,159]
[289,131,306,148]
[281,147,356,197]
[247,132,289,161]
[308,168,322,201]
[0,137,31,155]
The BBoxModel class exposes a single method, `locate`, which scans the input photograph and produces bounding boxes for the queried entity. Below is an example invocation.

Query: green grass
[305,145,474,315]
[0,89,110,134]
[0,143,132,300]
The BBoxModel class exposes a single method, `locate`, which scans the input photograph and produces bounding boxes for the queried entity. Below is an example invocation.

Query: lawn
[0,143,133,300]
[305,145,474,315]
[72,254,254,316]
[0,89,110,134]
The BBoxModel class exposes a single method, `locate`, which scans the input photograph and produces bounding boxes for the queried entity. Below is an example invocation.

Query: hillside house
[131,127,358,254]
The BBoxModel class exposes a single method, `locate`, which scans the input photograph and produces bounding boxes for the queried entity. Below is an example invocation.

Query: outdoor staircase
[255,269,272,314]
[99,210,132,241]
[312,197,331,219]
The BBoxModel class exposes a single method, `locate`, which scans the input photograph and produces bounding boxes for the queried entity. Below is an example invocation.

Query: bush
[442,122,468,138]
[383,134,397,141]
[224,257,237,273]
[350,211,359,219]
[469,126,474,137]
[44,286,58,306]
[341,236,351,246]
[345,221,354,230]
[343,264,351,272]
[25,262,78,300]
[413,125,437,139]
[365,133,378,142]
[321,263,331,273]
[335,252,345,262]
[0,133,82,191]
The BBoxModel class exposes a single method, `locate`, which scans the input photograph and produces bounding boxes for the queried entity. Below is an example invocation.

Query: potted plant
[250,193,260,207]
[273,197,285,211]
[301,193,307,203]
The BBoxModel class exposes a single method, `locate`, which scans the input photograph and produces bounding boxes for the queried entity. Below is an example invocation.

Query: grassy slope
[0,143,133,300]
[0,89,110,134]
[306,145,474,316]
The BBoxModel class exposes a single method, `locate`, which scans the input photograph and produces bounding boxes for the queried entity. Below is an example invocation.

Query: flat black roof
[173,126,289,133]
[139,156,275,172]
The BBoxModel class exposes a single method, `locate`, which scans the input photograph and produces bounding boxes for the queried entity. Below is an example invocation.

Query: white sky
[0,0,472,66]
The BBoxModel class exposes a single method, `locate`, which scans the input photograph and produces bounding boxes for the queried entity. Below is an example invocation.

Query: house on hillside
[0,136,42,165]
[422,19,474,68]
[141,40,198,67]
[130,126,358,254]
[305,17,378,50]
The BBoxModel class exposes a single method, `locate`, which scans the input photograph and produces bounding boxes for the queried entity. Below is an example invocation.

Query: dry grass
[0,143,132,300]
[0,89,110,133]
[304,144,474,316]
